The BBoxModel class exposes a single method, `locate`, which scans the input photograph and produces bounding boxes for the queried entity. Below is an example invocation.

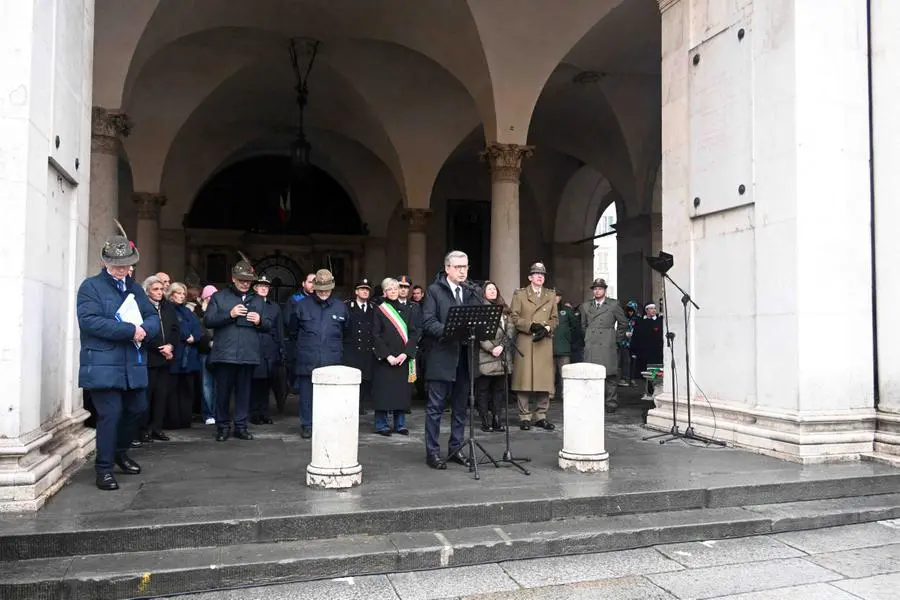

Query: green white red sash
[378,302,416,383]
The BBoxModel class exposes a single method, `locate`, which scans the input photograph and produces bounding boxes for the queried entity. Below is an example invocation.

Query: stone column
[872,0,900,463]
[650,212,664,307]
[90,107,131,270]
[133,192,166,279]
[363,237,387,281]
[403,209,431,288]
[648,0,874,462]
[306,366,363,488]
[481,143,534,298]
[558,363,609,472]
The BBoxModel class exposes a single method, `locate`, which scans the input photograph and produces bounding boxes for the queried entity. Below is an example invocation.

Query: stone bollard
[558,362,609,473]
[306,365,363,488]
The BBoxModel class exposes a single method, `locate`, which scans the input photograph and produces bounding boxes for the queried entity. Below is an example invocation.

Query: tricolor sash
[378,302,417,383]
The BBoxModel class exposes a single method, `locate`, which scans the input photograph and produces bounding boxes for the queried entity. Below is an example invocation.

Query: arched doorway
[185,156,367,294]
[187,156,363,235]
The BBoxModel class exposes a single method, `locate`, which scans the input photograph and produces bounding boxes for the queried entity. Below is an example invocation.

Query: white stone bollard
[306,365,363,489]
[558,362,609,473]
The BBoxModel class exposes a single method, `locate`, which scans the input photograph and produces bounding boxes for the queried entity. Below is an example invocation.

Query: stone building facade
[0,0,897,510]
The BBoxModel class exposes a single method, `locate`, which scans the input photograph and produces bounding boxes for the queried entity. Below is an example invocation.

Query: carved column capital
[133,193,167,221]
[658,0,681,13]
[479,143,535,184]
[91,107,132,155]
[402,208,432,233]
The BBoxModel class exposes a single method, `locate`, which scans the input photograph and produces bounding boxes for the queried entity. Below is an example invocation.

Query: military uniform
[343,278,375,413]
[552,291,579,400]
[579,278,628,411]
[509,262,559,429]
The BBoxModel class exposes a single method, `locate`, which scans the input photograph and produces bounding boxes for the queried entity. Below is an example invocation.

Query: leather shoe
[129,439,143,449]
[96,472,119,491]
[395,428,409,436]
[519,421,532,431]
[446,453,470,467]
[259,417,274,425]
[234,430,254,440]
[249,416,261,425]
[426,455,446,470]
[115,454,141,475]
[150,430,170,441]
[533,419,556,431]
[492,417,506,432]
[139,431,152,443]
[300,426,312,439]
[376,429,392,437]
[216,429,230,442]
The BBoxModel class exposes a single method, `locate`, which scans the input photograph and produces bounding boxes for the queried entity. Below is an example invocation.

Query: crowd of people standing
[76,224,663,489]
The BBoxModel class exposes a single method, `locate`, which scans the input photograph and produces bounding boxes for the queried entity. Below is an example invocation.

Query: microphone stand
[462,280,531,475]
[646,273,724,447]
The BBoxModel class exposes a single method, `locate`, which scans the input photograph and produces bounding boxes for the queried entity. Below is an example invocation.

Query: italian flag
[278,186,291,224]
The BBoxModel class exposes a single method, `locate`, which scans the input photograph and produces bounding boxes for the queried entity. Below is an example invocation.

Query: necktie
[455,286,462,305]
[361,304,366,312]
[116,279,126,294]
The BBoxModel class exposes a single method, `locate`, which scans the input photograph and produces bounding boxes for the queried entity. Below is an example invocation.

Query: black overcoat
[342,300,374,381]
[421,274,481,382]
[371,299,419,411]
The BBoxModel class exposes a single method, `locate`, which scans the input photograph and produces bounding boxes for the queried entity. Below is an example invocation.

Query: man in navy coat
[77,229,160,491]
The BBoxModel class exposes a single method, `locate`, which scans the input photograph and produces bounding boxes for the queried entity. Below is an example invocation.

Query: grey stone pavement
[170,521,900,599]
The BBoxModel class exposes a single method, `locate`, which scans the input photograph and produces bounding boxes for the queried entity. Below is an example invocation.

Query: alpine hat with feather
[232,251,258,282]
[101,219,140,267]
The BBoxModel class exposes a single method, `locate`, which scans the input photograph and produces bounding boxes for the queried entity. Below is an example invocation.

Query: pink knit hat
[201,285,217,300]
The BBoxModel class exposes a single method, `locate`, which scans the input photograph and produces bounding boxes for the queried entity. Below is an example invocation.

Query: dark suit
[420,275,480,459]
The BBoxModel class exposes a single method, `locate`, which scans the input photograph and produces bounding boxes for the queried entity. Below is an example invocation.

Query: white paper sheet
[116,293,144,349]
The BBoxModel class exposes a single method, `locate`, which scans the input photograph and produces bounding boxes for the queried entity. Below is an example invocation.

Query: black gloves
[531,323,549,342]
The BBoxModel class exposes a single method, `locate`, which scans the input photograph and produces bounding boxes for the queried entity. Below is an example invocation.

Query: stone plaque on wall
[689,20,753,217]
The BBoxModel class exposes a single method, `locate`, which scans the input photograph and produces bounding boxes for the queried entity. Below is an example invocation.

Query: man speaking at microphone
[420,250,481,469]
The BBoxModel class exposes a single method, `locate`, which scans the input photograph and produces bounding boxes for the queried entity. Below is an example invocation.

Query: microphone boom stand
[649,273,724,447]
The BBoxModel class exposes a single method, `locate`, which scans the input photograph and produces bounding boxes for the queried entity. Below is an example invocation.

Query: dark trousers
[360,378,373,411]
[214,364,253,431]
[552,355,570,399]
[475,375,505,423]
[250,377,277,418]
[165,372,195,429]
[144,367,169,433]
[92,388,147,474]
[297,375,314,428]
[425,352,469,458]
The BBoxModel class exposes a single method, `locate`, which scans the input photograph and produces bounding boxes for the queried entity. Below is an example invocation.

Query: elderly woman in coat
[371,277,419,436]
[579,278,628,412]
[476,281,514,433]
[166,282,204,429]
[509,262,559,431]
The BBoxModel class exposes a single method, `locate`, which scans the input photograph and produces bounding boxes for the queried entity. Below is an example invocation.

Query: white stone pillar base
[306,463,363,489]
[869,410,900,465]
[647,394,876,464]
[558,362,610,473]
[558,450,610,473]
[306,365,363,489]
[0,410,96,512]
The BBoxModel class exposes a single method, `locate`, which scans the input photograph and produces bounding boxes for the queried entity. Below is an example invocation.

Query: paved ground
[170,521,900,599]
[2,387,893,528]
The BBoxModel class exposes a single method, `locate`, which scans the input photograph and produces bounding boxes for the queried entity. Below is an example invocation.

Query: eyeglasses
[448,264,469,270]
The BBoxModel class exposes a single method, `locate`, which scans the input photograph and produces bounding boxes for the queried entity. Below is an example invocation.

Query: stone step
[4,493,900,600]
[2,471,900,563]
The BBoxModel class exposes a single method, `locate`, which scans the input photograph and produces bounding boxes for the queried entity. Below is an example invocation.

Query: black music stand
[440,303,505,480]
